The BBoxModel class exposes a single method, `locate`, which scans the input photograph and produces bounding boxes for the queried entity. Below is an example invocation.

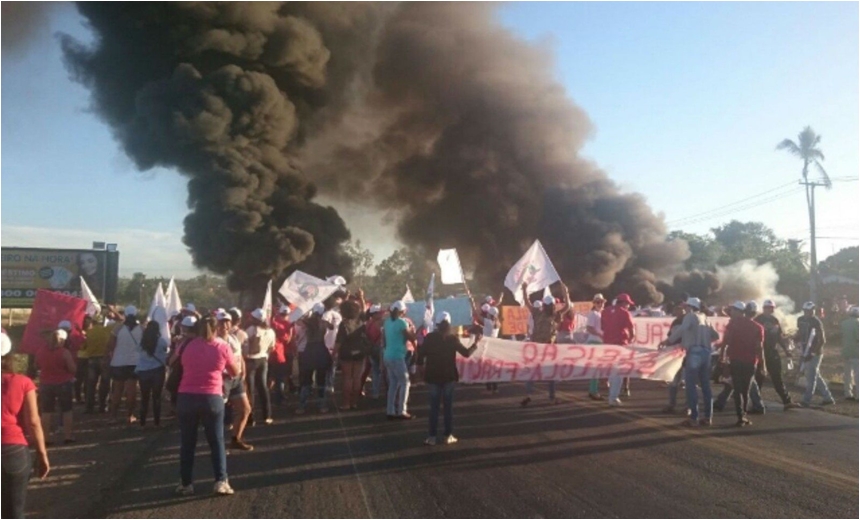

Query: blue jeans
[369,354,383,399]
[802,354,833,404]
[684,346,713,421]
[427,382,456,437]
[525,380,556,400]
[384,358,410,416]
[269,362,288,405]
[1,444,32,519]
[299,343,331,410]
[177,393,227,486]
[668,366,684,408]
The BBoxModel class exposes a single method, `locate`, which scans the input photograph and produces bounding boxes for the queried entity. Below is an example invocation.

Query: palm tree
[776,125,829,303]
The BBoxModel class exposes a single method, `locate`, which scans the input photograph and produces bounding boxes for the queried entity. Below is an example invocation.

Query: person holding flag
[521,281,570,407]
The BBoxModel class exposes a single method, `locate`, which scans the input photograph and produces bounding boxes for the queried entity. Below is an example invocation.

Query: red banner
[19,290,88,354]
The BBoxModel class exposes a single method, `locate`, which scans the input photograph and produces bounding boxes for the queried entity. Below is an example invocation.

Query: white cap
[124,305,137,316]
[55,329,69,341]
[684,297,701,310]
[488,307,499,317]
[763,299,775,308]
[185,303,196,313]
[312,303,326,315]
[181,316,198,328]
[532,300,543,309]
[279,304,289,314]
[57,320,73,331]
[435,311,452,325]
[542,295,555,305]
[731,301,746,311]
[802,301,816,311]
[327,275,347,287]
[229,307,242,319]
[746,301,759,313]
[216,308,226,315]
[215,311,231,321]
[251,308,266,321]
[484,296,494,304]
[368,304,382,314]
[593,293,606,302]
[390,300,406,312]
[1,332,12,357]
[481,303,491,313]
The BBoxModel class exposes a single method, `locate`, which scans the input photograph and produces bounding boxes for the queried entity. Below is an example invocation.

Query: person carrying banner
[244,309,276,426]
[586,293,607,400]
[601,293,636,406]
[722,302,765,427]
[795,302,835,407]
[659,302,688,413]
[521,282,570,407]
[842,306,859,401]
[665,297,719,427]
[753,299,798,409]
[107,306,142,424]
[383,301,417,419]
[417,312,480,446]
[36,328,77,443]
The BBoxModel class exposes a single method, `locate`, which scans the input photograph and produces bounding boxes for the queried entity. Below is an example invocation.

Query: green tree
[343,240,375,289]
[819,246,859,280]
[667,230,723,271]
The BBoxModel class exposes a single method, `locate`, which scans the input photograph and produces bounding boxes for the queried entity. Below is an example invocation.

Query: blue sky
[2,2,858,277]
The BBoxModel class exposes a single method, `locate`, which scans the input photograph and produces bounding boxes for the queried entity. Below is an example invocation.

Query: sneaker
[821,398,836,406]
[175,483,194,496]
[608,398,622,407]
[230,437,254,451]
[735,417,752,427]
[213,480,234,495]
[520,397,531,407]
[424,436,437,446]
[397,413,415,420]
[264,418,274,425]
[443,435,458,445]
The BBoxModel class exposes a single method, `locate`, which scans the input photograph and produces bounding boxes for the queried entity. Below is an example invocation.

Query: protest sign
[20,289,88,354]
[437,249,465,284]
[279,271,341,321]
[501,306,531,336]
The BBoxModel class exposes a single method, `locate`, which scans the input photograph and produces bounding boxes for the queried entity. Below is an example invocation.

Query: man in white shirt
[321,291,345,394]
[586,294,606,400]
[244,308,276,426]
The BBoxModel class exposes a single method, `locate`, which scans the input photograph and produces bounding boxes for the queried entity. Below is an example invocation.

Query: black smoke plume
[63,3,691,297]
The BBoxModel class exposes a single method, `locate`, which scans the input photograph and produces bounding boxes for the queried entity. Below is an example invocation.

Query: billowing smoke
[61,3,704,296]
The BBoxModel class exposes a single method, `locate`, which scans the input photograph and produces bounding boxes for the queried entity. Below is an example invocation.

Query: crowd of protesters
[1,276,857,512]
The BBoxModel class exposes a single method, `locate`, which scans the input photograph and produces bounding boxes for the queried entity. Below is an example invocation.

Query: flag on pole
[424,273,436,332]
[402,285,415,303]
[165,277,182,318]
[437,249,465,285]
[148,282,166,320]
[279,271,341,322]
[504,240,561,305]
[80,276,102,317]
[262,279,273,324]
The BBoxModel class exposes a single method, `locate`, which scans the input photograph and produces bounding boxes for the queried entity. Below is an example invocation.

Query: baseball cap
[390,300,406,312]
[802,301,816,311]
[435,311,452,325]
[481,303,491,313]
[215,311,231,322]
[327,275,347,287]
[312,303,326,315]
[532,300,543,309]
[55,329,68,341]
[1,332,12,357]
[57,320,73,331]
[763,299,775,308]
[229,307,242,320]
[684,297,701,310]
[616,293,634,305]
[124,305,137,316]
[542,295,555,305]
[593,293,606,302]
[251,308,266,321]
[185,303,196,313]
[746,301,759,313]
[484,296,495,304]
[279,304,289,314]
[181,316,198,328]
[731,301,746,311]
[368,304,382,314]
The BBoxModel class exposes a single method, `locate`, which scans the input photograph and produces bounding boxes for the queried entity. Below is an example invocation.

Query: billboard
[1,247,119,308]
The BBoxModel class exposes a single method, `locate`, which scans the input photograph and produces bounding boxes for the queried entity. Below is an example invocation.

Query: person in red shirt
[2,331,50,519]
[269,305,294,405]
[360,305,386,399]
[723,302,766,427]
[36,329,77,444]
[601,294,636,406]
[58,319,87,403]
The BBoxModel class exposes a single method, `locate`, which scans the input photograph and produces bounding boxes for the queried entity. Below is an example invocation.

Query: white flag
[437,249,465,285]
[79,277,102,317]
[150,305,171,342]
[165,277,183,318]
[402,285,415,303]
[148,283,166,320]
[279,271,341,322]
[424,273,436,332]
[543,286,552,301]
[504,240,561,305]
[262,280,273,324]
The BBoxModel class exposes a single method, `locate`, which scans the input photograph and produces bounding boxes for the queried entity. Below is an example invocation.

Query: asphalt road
[29,380,858,519]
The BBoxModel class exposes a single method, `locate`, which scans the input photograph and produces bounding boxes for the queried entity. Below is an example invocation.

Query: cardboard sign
[20,289,88,354]
[501,306,531,336]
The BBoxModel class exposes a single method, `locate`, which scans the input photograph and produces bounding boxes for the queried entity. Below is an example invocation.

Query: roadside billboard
[1,247,119,308]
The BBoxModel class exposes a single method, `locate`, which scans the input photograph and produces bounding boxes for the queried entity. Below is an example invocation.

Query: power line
[666,181,799,226]
[668,186,805,227]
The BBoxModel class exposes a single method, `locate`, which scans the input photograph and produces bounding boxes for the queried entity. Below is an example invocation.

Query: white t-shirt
[586,310,603,343]
[483,317,500,338]
[224,333,243,375]
[243,325,276,359]
[322,309,342,353]
[111,324,142,367]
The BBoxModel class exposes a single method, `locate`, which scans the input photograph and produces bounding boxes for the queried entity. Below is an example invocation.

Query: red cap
[616,293,635,305]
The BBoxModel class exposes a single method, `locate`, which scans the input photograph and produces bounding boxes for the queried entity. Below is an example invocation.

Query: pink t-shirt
[177,338,233,395]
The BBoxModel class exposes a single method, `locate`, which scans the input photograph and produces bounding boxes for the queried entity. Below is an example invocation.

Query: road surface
[28,380,858,518]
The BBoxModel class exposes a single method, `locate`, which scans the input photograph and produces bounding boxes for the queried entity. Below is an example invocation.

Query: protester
[336,300,372,410]
[2,331,50,519]
[753,299,798,409]
[795,301,835,407]
[586,293,606,400]
[36,328,77,443]
[169,316,198,408]
[665,297,719,427]
[660,302,687,413]
[296,304,332,414]
[82,315,112,414]
[322,290,346,394]
[108,306,142,424]
[244,308,276,426]
[843,306,859,401]
[66,318,89,404]
[359,304,386,399]
[383,300,417,419]
[482,305,501,394]
[270,305,294,405]
[602,293,636,406]
[417,312,480,446]
[135,321,168,428]
[722,302,765,427]
[713,302,766,415]
[172,315,239,496]
[521,282,570,406]
[216,311,253,451]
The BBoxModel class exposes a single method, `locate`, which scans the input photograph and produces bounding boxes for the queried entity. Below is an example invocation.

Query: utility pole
[801,179,828,304]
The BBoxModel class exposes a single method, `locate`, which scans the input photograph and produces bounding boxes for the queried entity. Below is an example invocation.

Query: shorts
[40,382,73,413]
[223,376,246,399]
[110,365,138,381]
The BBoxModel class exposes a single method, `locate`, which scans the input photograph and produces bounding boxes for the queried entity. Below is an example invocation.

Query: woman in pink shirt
[171,316,239,496]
